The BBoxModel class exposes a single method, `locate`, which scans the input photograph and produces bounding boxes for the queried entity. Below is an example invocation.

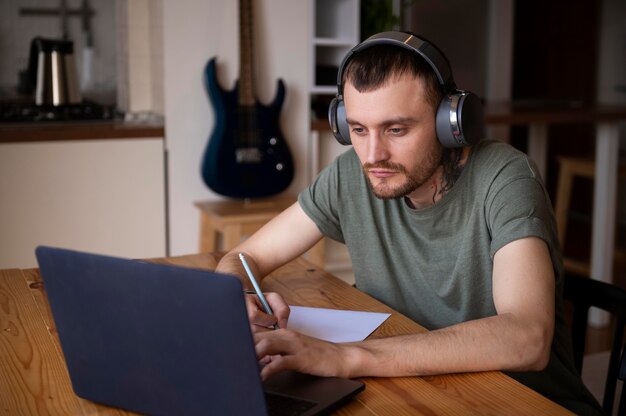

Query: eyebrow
[345,116,418,126]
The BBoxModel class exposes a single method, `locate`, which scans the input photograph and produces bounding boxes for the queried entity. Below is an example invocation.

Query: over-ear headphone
[328,31,484,148]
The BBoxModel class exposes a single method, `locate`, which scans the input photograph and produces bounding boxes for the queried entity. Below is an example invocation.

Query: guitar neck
[239,0,255,106]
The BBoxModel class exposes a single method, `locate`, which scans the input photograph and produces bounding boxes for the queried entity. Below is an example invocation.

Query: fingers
[255,330,299,379]
[245,295,278,329]
[254,330,350,380]
[254,330,322,378]
[255,329,298,358]
[260,354,295,380]
[245,292,290,330]
[265,292,290,329]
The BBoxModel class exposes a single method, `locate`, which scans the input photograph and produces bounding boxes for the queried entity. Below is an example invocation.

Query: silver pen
[239,253,279,329]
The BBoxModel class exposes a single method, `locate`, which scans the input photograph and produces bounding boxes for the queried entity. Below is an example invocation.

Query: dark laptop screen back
[36,246,268,416]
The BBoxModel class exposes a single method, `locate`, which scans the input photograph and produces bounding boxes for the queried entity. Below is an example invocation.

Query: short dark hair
[342,44,444,112]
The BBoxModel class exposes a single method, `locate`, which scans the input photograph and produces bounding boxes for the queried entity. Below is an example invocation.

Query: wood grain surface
[0,254,573,415]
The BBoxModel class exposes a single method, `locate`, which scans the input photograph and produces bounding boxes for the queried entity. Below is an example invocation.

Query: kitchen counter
[0,119,167,269]
[0,118,165,143]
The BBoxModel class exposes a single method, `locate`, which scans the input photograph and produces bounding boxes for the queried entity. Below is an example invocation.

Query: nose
[365,132,389,164]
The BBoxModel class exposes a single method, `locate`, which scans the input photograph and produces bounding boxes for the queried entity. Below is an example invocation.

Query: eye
[388,127,405,136]
[351,126,366,136]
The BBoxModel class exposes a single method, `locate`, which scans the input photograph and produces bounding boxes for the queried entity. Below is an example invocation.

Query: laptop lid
[35,246,364,416]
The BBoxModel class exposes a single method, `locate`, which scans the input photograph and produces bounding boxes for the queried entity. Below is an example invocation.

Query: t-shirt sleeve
[486,167,555,258]
[298,157,346,243]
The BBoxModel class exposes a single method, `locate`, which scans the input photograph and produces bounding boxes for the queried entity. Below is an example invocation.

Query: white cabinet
[0,138,167,269]
[310,0,360,94]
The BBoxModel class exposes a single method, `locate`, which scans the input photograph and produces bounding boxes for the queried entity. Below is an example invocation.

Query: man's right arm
[215,201,324,328]
[216,201,323,278]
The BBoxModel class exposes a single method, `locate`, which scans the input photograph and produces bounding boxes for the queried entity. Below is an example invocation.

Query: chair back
[563,274,626,415]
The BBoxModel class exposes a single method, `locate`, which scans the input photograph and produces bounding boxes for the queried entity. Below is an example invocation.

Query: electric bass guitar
[201,0,294,198]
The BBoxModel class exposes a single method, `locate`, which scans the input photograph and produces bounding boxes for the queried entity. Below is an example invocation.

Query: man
[216,32,602,414]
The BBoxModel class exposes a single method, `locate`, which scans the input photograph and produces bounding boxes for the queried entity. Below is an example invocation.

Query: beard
[362,143,444,200]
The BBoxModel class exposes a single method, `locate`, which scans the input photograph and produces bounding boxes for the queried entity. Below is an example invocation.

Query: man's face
[344,73,443,201]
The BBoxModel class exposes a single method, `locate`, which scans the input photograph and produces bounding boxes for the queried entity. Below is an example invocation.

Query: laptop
[35,246,364,416]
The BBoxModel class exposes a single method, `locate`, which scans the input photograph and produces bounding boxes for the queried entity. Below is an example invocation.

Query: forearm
[256,238,556,380]
[215,251,259,291]
[215,202,323,284]
[342,313,552,378]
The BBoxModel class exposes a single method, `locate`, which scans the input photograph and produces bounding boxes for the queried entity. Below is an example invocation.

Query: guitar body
[201,58,294,198]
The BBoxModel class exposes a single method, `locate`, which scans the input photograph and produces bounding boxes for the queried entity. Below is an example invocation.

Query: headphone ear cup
[435,91,484,148]
[328,97,352,145]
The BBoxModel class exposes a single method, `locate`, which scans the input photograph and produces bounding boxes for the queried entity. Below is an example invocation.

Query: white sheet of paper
[287,306,391,343]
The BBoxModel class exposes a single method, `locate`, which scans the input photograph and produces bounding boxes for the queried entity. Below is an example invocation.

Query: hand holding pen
[239,253,287,330]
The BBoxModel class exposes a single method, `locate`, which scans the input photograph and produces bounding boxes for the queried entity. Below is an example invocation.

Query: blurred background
[0,0,625,286]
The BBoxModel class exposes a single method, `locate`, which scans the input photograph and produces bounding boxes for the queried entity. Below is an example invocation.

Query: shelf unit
[308,0,360,285]
[310,0,360,95]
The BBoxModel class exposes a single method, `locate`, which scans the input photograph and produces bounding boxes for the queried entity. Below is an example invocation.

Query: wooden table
[0,253,572,415]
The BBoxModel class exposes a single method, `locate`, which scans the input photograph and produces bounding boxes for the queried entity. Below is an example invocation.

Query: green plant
[360,0,416,40]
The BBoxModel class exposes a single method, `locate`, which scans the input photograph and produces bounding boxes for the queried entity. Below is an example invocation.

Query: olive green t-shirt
[298,140,602,415]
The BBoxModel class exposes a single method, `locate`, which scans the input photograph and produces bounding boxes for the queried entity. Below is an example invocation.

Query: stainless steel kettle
[27,37,82,106]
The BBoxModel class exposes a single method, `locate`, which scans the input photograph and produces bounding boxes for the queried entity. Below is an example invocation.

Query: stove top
[0,101,119,123]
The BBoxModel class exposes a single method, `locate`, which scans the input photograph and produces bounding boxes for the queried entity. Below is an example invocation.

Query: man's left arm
[255,236,555,379]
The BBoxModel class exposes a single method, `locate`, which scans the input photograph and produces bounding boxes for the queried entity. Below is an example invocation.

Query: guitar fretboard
[239,0,255,106]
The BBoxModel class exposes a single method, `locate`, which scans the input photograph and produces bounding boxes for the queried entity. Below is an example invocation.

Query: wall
[597,0,626,227]
[116,0,164,115]
[597,0,626,104]
[408,0,513,141]
[409,0,489,98]
[162,0,310,256]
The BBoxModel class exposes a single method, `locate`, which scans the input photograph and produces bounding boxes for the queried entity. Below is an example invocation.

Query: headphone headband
[329,31,484,148]
[335,32,457,96]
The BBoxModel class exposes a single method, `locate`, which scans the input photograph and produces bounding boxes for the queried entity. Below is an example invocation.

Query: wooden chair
[621,356,626,415]
[563,273,626,415]
[554,156,626,276]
